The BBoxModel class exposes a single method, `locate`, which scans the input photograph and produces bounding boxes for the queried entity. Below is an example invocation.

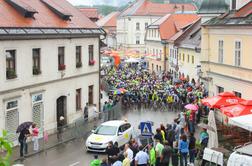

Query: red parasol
[201,92,245,109]
[220,100,252,117]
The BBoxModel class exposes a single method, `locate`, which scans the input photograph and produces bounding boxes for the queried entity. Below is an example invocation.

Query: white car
[86,120,134,152]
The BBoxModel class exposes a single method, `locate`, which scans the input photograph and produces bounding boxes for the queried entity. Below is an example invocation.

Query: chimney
[231,0,236,10]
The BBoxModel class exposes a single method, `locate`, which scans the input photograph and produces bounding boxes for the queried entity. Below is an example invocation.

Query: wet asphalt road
[15,108,178,166]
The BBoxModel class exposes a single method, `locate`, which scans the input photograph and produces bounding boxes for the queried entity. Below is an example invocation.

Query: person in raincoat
[90,155,101,166]
[148,144,156,166]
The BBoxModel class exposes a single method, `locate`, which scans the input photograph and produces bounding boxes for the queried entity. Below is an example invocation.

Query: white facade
[117,16,161,53]
[0,37,100,143]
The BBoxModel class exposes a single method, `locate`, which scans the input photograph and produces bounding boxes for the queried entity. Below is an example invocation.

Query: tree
[0,130,13,166]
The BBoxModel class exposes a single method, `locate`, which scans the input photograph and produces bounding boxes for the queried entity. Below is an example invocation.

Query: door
[117,125,125,146]
[88,85,94,105]
[32,94,44,138]
[56,96,67,127]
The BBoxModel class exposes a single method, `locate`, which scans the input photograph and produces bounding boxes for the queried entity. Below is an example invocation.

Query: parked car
[85,120,133,152]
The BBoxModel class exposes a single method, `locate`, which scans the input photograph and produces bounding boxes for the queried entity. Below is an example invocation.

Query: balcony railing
[6,69,17,79]
[58,64,66,70]
[89,60,95,66]
[76,62,82,68]
[33,67,41,75]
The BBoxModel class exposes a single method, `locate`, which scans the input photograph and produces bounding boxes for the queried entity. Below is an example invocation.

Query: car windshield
[94,125,118,136]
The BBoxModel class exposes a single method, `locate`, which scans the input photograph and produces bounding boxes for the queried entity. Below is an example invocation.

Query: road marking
[69,161,80,166]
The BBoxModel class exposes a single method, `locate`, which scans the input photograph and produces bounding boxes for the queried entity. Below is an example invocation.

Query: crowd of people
[89,64,211,166]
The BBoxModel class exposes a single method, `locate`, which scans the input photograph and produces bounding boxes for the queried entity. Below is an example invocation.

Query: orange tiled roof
[96,12,120,27]
[121,0,197,17]
[79,7,99,19]
[0,0,98,28]
[234,1,252,18]
[151,14,199,40]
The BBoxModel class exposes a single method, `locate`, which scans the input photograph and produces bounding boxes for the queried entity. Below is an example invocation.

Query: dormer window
[41,0,72,21]
[6,0,38,18]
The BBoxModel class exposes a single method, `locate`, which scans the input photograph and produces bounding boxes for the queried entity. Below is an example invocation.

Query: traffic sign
[140,122,152,137]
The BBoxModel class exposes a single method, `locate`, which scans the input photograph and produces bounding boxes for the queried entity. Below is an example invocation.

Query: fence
[11,101,122,162]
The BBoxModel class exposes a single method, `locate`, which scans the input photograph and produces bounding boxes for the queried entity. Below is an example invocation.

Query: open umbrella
[16,121,33,133]
[220,100,252,117]
[201,92,245,109]
[207,110,218,148]
[113,90,122,95]
[198,123,215,132]
[173,79,182,84]
[184,104,198,111]
[118,88,127,93]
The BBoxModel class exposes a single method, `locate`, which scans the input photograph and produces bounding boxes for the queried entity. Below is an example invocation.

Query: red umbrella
[201,92,245,109]
[220,100,252,117]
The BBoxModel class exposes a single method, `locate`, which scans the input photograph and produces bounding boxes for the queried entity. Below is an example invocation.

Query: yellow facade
[178,47,200,81]
[201,26,252,99]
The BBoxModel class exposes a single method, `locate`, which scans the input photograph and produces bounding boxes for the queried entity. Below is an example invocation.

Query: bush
[0,130,13,166]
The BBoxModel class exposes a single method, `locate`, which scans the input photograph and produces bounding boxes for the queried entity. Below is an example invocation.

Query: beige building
[201,1,252,99]
[145,14,199,73]
[175,19,201,82]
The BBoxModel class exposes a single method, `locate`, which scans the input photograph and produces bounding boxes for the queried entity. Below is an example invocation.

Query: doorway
[88,85,94,105]
[56,96,67,127]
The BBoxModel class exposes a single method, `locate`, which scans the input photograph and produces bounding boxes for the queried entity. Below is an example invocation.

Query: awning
[229,114,252,132]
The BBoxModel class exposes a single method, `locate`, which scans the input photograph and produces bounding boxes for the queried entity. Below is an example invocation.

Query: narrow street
[15,108,178,166]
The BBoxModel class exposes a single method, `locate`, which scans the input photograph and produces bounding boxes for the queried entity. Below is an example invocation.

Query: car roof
[101,120,128,127]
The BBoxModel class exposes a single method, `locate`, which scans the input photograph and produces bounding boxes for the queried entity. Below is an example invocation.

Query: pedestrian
[32,123,39,151]
[178,135,189,166]
[135,145,149,166]
[155,139,164,166]
[90,155,101,166]
[160,141,172,166]
[154,128,163,144]
[172,142,179,166]
[148,144,156,166]
[18,128,30,157]
[106,141,116,164]
[84,102,89,121]
[101,158,109,166]
[188,132,196,165]
[122,152,131,166]
[103,101,108,122]
[124,144,133,163]
[113,153,124,166]
[57,116,64,142]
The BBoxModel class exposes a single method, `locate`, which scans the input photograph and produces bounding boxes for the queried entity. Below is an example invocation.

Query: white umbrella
[207,110,219,148]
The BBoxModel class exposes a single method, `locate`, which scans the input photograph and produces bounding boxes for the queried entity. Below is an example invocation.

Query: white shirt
[113,161,122,166]
[126,148,133,161]
[135,150,149,165]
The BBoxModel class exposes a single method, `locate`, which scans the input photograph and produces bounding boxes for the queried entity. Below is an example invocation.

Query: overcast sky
[67,0,131,6]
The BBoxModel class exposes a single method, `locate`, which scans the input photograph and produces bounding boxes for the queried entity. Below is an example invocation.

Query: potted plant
[58,64,66,70]
[89,60,95,66]
[6,69,17,79]
[76,61,82,68]
[33,67,41,75]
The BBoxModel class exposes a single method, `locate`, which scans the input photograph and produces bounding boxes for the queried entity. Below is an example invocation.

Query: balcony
[76,62,82,68]
[89,60,95,66]
[58,64,66,70]
[33,67,41,75]
[6,69,17,79]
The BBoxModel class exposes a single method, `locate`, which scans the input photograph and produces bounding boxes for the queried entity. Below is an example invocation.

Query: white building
[0,0,104,143]
[97,12,120,49]
[116,0,197,54]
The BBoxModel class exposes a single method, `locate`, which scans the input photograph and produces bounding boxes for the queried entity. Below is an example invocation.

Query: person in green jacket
[90,155,101,166]
[149,144,156,166]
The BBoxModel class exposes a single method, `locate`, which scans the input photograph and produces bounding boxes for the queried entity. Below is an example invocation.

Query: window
[156,65,158,71]
[235,41,241,66]
[32,48,41,75]
[136,22,140,30]
[88,45,94,65]
[179,53,181,60]
[58,47,65,70]
[159,50,162,59]
[152,63,154,71]
[76,88,81,110]
[136,36,140,44]
[187,54,190,63]
[88,85,94,105]
[76,46,82,68]
[182,54,185,61]
[233,91,242,98]
[217,86,224,93]
[192,55,194,64]
[218,40,224,63]
[6,50,17,79]
[159,66,161,71]
[145,22,148,29]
